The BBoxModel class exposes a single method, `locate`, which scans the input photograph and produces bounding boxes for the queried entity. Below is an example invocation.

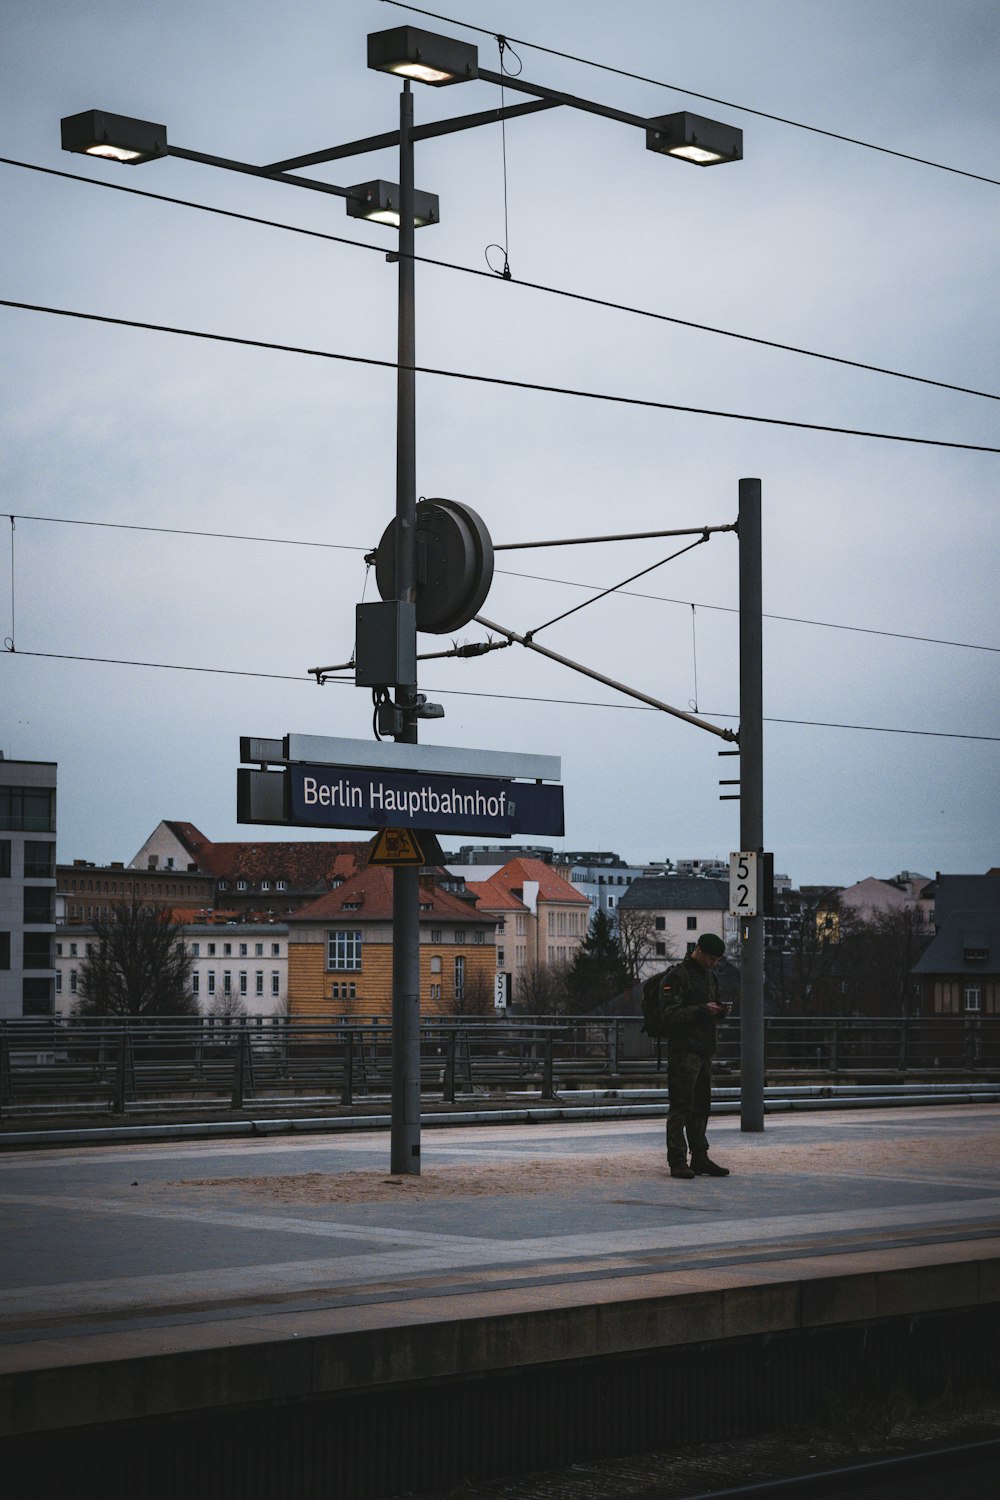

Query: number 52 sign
[729,851,758,916]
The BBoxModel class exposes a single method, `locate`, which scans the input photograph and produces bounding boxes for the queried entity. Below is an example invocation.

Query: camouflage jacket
[657,955,719,1058]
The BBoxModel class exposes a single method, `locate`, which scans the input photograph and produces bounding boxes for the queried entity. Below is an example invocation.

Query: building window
[0,841,10,878]
[429,983,441,1000]
[271,943,280,957]
[207,943,216,957]
[23,887,53,924]
[239,971,248,996]
[55,969,62,994]
[223,971,232,994]
[24,842,54,878]
[497,945,505,966]
[239,943,248,957]
[430,929,442,943]
[223,943,232,957]
[255,943,264,957]
[607,896,615,908]
[454,955,465,1001]
[255,971,264,996]
[271,971,280,996]
[208,972,216,995]
[515,915,526,936]
[430,955,442,974]
[276,880,287,891]
[454,929,467,944]
[474,930,485,944]
[191,942,200,957]
[965,983,982,1012]
[218,880,228,892]
[236,880,248,892]
[70,969,78,993]
[192,972,200,995]
[655,917,665,931]
[655,942,666,957]
[0,932,9,969]
[687,916,697,930]
[23,933,52,967]
[260,881,270,892]
[0,787,55,832]
[327,930,362,971]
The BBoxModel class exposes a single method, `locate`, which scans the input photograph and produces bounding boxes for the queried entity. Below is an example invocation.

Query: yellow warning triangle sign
[368,827,426,866]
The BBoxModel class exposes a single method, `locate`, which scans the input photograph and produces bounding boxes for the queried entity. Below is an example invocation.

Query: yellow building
[287,865,497,1018]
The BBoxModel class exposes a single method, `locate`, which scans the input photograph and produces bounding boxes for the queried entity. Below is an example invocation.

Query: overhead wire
[378,1,1000,189]
[2,297,997,455]
[7,512,999,656]
[6,648,998,743]
[2,156,996,405]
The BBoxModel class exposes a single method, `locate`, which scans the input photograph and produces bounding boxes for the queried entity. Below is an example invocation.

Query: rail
[0,1013,997,1120]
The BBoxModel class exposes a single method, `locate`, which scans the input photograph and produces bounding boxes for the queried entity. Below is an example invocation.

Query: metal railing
[0,1014,997,1119]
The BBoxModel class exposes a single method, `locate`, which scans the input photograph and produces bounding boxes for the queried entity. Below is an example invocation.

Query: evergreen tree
[566,909,630,1013]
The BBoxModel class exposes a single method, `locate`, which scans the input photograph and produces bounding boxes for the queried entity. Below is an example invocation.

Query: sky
[1,0,998,888]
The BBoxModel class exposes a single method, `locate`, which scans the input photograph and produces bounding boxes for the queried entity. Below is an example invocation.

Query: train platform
[1,1102,999,1497]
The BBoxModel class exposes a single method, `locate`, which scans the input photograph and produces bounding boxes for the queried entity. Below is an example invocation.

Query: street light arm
[167,145,356,199]
[261,99,559,175]
[475,613,738,742]
[477,66,650,131]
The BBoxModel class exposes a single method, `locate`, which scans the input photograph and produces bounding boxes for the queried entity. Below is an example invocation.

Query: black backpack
[640,970,669,1037]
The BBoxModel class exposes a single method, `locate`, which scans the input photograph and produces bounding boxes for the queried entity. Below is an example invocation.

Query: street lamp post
[61,23,754,1169]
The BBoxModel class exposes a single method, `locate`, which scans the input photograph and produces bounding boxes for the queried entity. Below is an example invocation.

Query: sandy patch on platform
[168,1128,1000,1204]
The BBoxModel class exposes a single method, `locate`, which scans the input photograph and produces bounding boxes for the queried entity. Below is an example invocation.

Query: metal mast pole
[738,477,765,1132]
[391,81,422,1175]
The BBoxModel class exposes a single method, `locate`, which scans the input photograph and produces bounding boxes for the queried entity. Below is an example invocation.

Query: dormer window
[261,880,270,892]
[236,879,248,892]
[276,880,286,891]
[964,946,988,963]
[342,900,361,910]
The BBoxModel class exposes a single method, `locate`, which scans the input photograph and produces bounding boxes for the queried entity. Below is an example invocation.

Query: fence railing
[0,1014,997,1119]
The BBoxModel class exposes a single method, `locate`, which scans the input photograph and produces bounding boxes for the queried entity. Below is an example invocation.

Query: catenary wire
[2,297,997,455]
[379,1,1000,189]
[6,648,998,742]
[2,156,996,405]
[8,512,999,656]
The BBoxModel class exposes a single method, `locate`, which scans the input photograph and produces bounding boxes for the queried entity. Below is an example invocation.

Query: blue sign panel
[288,763,564,838]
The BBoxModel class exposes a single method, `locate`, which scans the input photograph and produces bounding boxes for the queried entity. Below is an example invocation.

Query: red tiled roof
[479,857,589,905]
[465,879,525,912]
[291,867,495,924]
[164,822,365,889]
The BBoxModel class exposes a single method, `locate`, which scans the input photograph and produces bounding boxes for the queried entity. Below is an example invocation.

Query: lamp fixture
[646,111,742,166]
[367,26,478,86]
[60,109,167,164]
[346,179,440,228]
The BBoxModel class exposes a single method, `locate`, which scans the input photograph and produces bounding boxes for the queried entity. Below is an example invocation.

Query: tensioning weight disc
[374,498,494,634]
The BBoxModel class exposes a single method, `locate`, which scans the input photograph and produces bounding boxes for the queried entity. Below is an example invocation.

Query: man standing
[657,933,731,1179]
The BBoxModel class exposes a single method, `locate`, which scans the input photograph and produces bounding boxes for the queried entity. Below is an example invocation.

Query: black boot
[691,1157,730,1177]
[670,1163,696,1179]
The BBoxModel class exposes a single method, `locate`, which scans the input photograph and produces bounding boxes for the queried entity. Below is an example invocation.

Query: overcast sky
[2,0,998,887]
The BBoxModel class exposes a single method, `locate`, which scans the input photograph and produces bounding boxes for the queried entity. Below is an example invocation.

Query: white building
[55,922,288,1017]
[0,756,57,1019]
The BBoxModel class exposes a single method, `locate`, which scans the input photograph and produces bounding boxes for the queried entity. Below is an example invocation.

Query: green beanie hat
[696,933,725,957]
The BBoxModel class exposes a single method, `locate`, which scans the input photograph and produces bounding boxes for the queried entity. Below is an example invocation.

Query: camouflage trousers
[666,1049,713,1166]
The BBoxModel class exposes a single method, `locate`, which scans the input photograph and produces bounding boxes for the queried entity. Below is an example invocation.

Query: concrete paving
[1,1103,999,1439]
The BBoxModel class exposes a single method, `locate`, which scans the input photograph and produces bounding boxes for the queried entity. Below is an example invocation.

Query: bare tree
[453,967,495,1017]
[615,907,664,982]
[76,902,195,1017]
[515,959,572,1015]
[208,989,248,1020]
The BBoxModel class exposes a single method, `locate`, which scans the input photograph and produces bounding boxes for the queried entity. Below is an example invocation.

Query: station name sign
[238,734,564,839]
[289,763,563,838]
